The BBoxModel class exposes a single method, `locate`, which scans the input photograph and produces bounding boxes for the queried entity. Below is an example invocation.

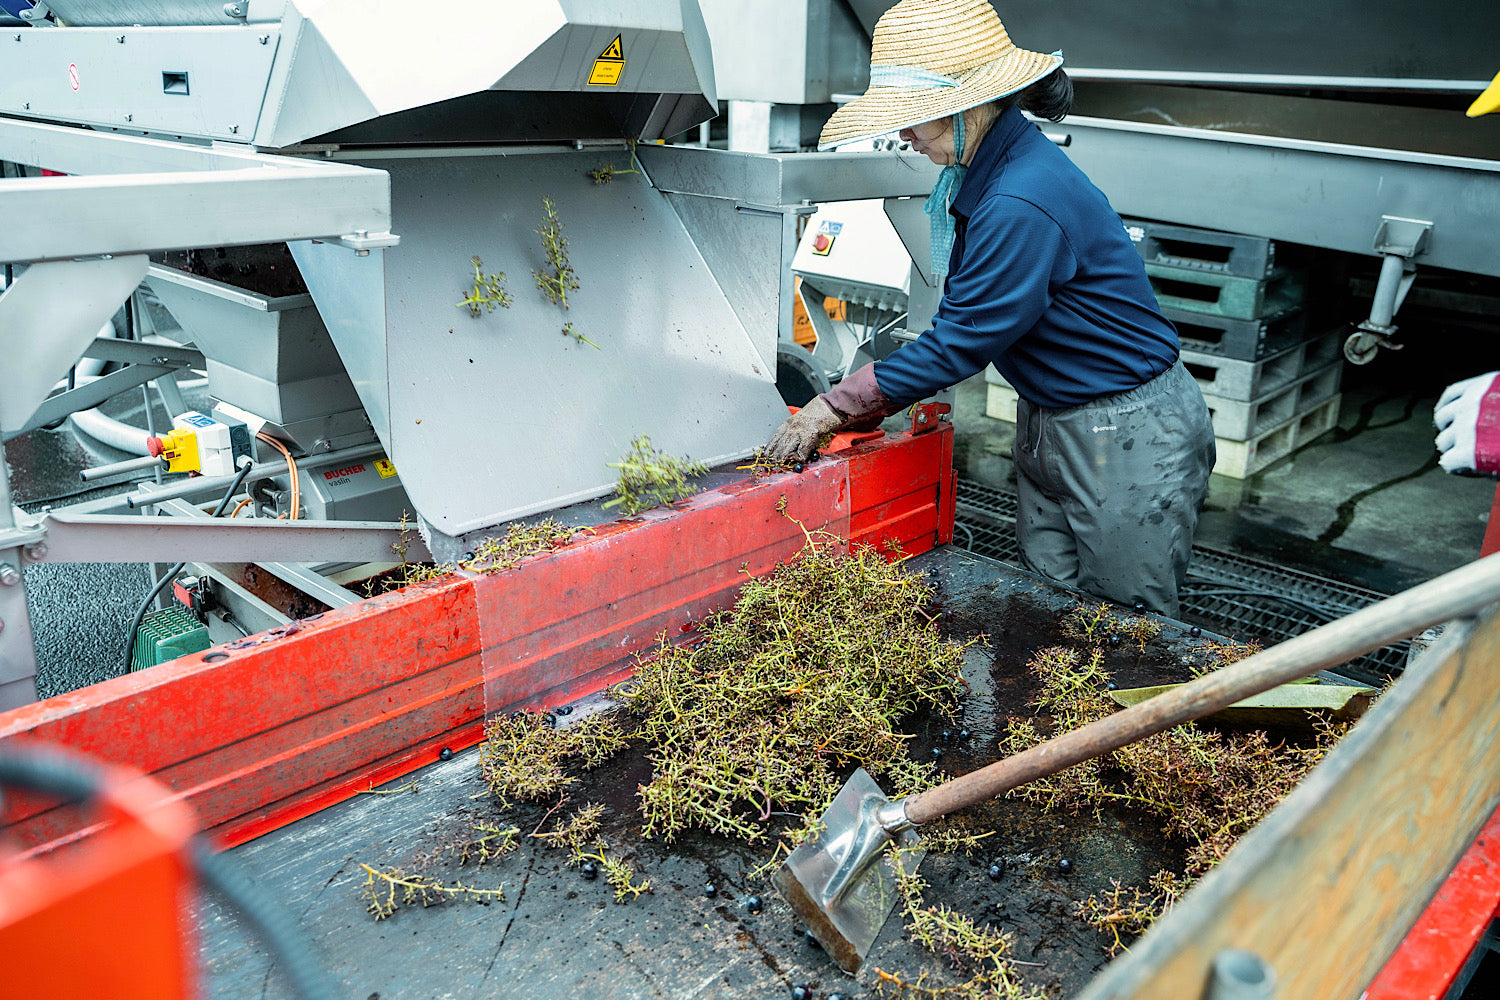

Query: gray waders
[1013,360,1216,619]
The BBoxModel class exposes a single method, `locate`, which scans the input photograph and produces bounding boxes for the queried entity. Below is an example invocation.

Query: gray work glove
[764,396,843,465]
[762,364,898,466]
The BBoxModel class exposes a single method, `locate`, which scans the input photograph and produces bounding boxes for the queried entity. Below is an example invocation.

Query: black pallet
[1166,305,1310,361]
[1123,217,1276,279]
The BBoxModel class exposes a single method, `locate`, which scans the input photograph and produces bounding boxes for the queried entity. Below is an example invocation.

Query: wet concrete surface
[204,549,1216,1000]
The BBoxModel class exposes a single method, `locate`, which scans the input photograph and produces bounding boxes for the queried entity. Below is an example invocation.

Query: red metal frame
[0,425,955,855]
[1364,805,1500,999]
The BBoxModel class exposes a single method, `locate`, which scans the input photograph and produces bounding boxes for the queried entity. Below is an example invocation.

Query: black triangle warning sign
[589,34,625,86]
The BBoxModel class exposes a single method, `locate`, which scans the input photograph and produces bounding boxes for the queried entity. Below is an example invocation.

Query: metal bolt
[223,3,243,15]
[125,114,133,122]
[0,564,20,587]
[356,249,370,257]
[14,33,21,41]
[23,102,29,110]
[23,543,46,563]
[258,34,269,44]
[116,34,125,43]
[229,125,239,133]
[917,411,928,424]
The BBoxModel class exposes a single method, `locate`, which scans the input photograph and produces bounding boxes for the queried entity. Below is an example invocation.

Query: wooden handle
[903,552,1500,828]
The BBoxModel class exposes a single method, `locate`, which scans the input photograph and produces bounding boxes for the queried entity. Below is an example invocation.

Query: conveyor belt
[202,546,1212,1000]
[952,476,1408,683]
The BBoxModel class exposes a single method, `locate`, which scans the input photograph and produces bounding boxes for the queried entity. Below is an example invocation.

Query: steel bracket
[327,230,401,255]
[17,1,52,25]
[909,402,951,436]
[1372,215,1433,259]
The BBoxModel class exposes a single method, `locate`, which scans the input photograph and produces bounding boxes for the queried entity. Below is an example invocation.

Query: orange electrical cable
[255,431,300,520]
[229,497,254,518]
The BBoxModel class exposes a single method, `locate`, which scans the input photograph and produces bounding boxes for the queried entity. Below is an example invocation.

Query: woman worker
[765,0,1216,619]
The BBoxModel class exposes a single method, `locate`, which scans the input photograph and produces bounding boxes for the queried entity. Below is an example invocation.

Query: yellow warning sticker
[588,34,625,86]
[374,457,398,479]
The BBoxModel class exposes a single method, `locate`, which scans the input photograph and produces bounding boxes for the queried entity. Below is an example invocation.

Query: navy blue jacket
[873,106,1178,409]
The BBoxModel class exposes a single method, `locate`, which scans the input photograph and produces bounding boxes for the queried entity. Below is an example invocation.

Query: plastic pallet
[1123,218,1276,278]
[1168,305,1310,361]
[1146,263,1304,320]
[984,380,1020,423]
[1182,331,1341,402]
[1214,395,1341,479]
[1203,359,1342,441]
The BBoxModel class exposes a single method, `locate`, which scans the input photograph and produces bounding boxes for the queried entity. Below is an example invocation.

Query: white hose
[65,320,208,456]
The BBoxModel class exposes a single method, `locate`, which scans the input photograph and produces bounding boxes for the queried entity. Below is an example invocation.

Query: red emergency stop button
[812,233,833,255]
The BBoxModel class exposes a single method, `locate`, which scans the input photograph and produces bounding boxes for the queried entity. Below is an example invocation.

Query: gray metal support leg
[0,453,38,710]
[1345,215,1431,365]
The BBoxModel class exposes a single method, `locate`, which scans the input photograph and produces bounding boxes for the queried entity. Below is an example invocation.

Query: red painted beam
[1365,805,1500,1000]
[0,425,954,853]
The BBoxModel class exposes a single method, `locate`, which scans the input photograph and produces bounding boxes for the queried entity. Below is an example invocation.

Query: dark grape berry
[1189,626,1202,638]
[804,929,822,949]
[931,747,943,760]
[580,861,599,880]
[1133,601,1146,612]
[987,863,1003,881]
[958,729,970,740]
[792,462,804,473]
[746,894,763,914]
[940,729,952,742]
[809,450,821,462]
[555,705,574,716]
[704,883,717,898]
[1107,633,1121,647]
[438,747,454,761]
[544,712,558,728]
[1106,681,1117,690]
[1058,858,1073,874]
[791,986,812,1000]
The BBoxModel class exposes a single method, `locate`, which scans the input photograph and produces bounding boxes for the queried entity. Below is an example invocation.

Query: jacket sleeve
[872,194,1077,407]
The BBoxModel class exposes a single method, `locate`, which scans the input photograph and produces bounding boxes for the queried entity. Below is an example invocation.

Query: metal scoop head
[771,768,924,974]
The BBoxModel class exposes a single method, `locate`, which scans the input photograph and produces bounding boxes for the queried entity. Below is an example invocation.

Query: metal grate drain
[953,477,1407,682]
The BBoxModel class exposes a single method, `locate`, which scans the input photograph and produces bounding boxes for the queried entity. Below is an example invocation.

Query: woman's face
[898,118,956,166]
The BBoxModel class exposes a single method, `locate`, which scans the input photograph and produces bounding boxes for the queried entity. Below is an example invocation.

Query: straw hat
[819,0,1063,150]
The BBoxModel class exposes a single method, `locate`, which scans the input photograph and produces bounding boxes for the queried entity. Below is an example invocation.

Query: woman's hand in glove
[764,396,843,465]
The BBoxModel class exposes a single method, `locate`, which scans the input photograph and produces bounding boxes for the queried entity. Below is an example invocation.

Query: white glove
[1434,372,1500,475]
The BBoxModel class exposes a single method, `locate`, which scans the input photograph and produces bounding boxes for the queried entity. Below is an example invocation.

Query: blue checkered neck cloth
[869,64,967,283]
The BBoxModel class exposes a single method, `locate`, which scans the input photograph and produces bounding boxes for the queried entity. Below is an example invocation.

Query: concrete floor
[948,312,1497,598]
